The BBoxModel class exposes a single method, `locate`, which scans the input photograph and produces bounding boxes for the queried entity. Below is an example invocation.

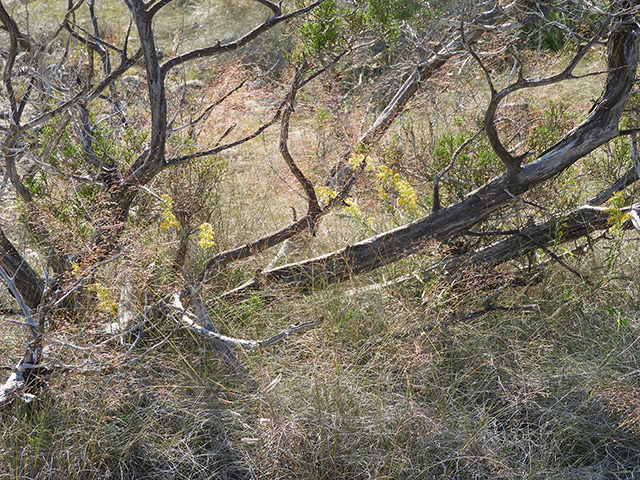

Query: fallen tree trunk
[346,168,637,296]
[225,15,639,293]
[197,0,535,279]
[433,165,639,275]
[227,174,636,299]
[437,206,625,274]
[0,227,43,310]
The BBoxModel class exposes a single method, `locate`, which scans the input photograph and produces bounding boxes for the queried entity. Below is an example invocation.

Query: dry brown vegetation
[2,0,640,478]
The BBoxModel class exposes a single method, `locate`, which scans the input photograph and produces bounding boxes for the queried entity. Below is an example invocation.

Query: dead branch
[279,61,322,228]
[166,97,286,166]
[172,305,323,351]
[345,200,630,298]
[356,0,536,148]
[0,227,44,310]
[21,48,143,132]
[424,304,539,332]
[178,270,241,367]
[195,1,531,281]
[475,20,606,177]
[220,14,638,292]
[0,267,37,338]
[0,355,75,407]
[160,0,325,75]
[197,155,367,283]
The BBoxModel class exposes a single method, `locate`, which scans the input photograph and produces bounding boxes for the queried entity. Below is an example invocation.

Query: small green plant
[527,100,577,154]
[298,0,344,55]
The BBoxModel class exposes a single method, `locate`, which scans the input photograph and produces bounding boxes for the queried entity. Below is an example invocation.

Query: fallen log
[197,0,534,279]
[221,14,639,294]
[346,166,639,295]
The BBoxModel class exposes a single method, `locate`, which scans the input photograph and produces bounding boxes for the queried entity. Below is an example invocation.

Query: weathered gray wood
[0,228,43,310]
[169,294,322,350]
[346,164,637,296]
[435,207,620,275]
[233,14,640,291]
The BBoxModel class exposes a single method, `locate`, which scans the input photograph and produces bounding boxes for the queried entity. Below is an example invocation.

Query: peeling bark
[230,16,640,291]
[0,228,43,310]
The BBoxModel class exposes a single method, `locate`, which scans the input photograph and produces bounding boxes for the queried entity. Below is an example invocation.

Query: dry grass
[3,3,640,479]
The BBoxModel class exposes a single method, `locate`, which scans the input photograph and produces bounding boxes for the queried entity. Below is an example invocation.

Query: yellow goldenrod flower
[348,153,373,170]
[198,222,216,249]
[159,194,179,230]
[89,283,118,315]
[70,262,82,277]
[315,185,338,202]
[607,191,631,233]
[373,165,420,216]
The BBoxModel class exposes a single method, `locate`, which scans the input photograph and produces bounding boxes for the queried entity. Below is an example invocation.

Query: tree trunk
[0,227,43,310]
[233,16,640,291]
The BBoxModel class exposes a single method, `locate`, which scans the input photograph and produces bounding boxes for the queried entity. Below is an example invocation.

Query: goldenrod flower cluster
[88,283,118,315]
[198,222,216,249]
[314,153,419,225]
[314,185,337,202]
[159,194,179,230]
[607,191,631,233]
[315,180,371,226]
[70,261,82,277]
[343,198,364,220]
[348,153,375,172]
[375,165,420,216]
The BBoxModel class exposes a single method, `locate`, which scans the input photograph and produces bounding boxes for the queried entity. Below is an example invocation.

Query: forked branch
[279,61,322,229]
[475,19,607,177]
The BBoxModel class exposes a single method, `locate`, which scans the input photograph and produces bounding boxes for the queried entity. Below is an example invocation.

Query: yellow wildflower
[159,194,179,230]
[348,153,374,171]
[89,283,117,315]
[315,185,337,202]
[342,198,365,220]
[70,262,82,277]
[607,191,631,233]
[374,165,420,215]
[198,222,216,249]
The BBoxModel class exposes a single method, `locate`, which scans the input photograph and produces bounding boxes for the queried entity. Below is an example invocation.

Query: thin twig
[424,304,539,331]
[171,300,323,350]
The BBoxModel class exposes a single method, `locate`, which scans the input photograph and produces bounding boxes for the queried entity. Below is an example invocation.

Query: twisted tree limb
[222,12,640,293]
[197,0,536,280]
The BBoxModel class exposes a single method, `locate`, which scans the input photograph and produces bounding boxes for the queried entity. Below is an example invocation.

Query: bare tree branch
[348,165,639,297]
[0,227,44,311]
[165,102,285,166]
[160,0,325,76]
[195,1,534,280]
[478,19,607,177]
[252,0,281,16]
[279,61,322,230]
[171,299,323,351]
[222,14,640,292]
